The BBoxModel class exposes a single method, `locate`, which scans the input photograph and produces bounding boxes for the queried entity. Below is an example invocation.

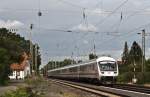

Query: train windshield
[99,61,117,71]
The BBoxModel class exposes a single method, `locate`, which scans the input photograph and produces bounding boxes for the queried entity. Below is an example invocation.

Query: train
[47,56,119,84]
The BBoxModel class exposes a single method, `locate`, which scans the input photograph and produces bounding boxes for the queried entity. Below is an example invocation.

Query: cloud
[71,23,97,32]
[0,9,5,13]
[132,0,142,7]
[0,20,24,28]
[83,40,89,44]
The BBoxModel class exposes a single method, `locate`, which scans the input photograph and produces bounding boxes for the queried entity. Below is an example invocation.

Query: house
[9,52,31,80]
[9,60,30,80]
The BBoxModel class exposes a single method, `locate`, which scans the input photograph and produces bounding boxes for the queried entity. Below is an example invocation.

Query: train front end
[97,57,118,84]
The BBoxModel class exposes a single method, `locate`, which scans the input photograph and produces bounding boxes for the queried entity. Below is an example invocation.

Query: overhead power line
[96,21,150,48]
[95,0,128,26]
[56,0,85,9]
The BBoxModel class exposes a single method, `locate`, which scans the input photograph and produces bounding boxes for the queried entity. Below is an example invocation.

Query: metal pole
[30,24,33,74]
[35,44,38,75]
[142,29,145,72]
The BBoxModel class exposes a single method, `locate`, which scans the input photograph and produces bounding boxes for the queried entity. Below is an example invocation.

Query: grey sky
[0,0,150,67]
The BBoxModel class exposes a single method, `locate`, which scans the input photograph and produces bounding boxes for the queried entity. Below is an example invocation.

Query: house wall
[9,70,25,80]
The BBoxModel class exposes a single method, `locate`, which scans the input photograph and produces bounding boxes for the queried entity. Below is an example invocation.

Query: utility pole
[34,44,38,75]
[30,24,33,74]
[137,29,146,72]
[94,43,96,55]
[142,29,145,72]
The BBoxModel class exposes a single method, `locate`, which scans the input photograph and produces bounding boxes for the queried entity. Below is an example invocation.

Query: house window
[17,71,20,76]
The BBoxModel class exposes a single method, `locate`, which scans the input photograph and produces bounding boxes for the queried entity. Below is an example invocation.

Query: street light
[137,29,145,72]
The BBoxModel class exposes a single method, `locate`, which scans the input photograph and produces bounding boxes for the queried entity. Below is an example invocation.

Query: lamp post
[137,29,145,72]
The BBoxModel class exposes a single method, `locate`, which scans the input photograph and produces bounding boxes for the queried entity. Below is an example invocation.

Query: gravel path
[32,79,101,97]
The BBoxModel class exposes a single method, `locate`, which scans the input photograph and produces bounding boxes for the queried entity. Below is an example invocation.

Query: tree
[128,41,143,72]
[0,48,10,85]
[122,41,129,64]
[129,41,142,64]
[89,53,97,60]
[0,28,41,85]
[145,59,150,72]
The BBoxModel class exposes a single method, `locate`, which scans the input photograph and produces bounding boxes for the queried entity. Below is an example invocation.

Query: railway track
[112,84,150,94]
[49,78,150,97]
[49,79,122,97]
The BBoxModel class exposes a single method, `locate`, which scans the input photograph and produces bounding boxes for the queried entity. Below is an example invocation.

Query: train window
[61,69,66,73]
[99,62,117,71]
[73,67,77,72]
[69,67,77,72]
[69,68,73,72]
[91,64,95,70]
[87,65,91,71]
[80,65,86,72]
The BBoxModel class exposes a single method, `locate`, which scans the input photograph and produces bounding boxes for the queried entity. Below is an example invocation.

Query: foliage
[117,72,150,84]
[119,41,150,84]
[145,59,150,72]
[46,59,76,70]
[117,72,134,83]
[122,41,129,64]
[120,41,143,73]
[89,53,97,60]
[129,41,143,65]
[0,87,42,97]
[0,28,41,85]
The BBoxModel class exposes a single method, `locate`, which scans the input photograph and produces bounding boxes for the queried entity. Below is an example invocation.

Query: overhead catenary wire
[95,0,128,26]
[105,4,150,36]
[96,21,150,49]
[56,0,85,9]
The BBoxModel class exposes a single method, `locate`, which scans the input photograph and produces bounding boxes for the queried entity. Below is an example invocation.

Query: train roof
[48,56,116,72]
[48,59,96,72]
[96,56,116,62]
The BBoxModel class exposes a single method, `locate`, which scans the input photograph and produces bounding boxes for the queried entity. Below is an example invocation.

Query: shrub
[0,87,42,97]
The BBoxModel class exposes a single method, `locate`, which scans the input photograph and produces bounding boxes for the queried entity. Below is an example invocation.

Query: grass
[0,87,43,97]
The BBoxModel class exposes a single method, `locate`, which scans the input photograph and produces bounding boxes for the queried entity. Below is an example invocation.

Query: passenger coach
[48,56,118,84]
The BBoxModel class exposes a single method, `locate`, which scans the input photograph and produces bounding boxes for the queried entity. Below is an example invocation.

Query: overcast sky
[0,0,150,67]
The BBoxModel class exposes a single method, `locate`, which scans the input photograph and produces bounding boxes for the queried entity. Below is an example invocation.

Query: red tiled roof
[10,62,26,70]
[10,52,29,71]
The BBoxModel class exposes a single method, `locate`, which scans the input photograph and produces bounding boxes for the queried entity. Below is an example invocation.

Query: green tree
[0,28,41,85]
[0,48,11,85]
[122,41,129,64]
[89,53,97,60]
[129,41,142,71]
[145,59,150,72]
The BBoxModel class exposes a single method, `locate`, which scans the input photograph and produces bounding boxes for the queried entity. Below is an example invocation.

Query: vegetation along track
[111,84,150,94]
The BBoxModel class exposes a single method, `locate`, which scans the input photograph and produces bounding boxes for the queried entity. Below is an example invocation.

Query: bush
[0,87,42,97]
[136,72,150,84]
[117,72,134,83]
[117,72,150,84]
